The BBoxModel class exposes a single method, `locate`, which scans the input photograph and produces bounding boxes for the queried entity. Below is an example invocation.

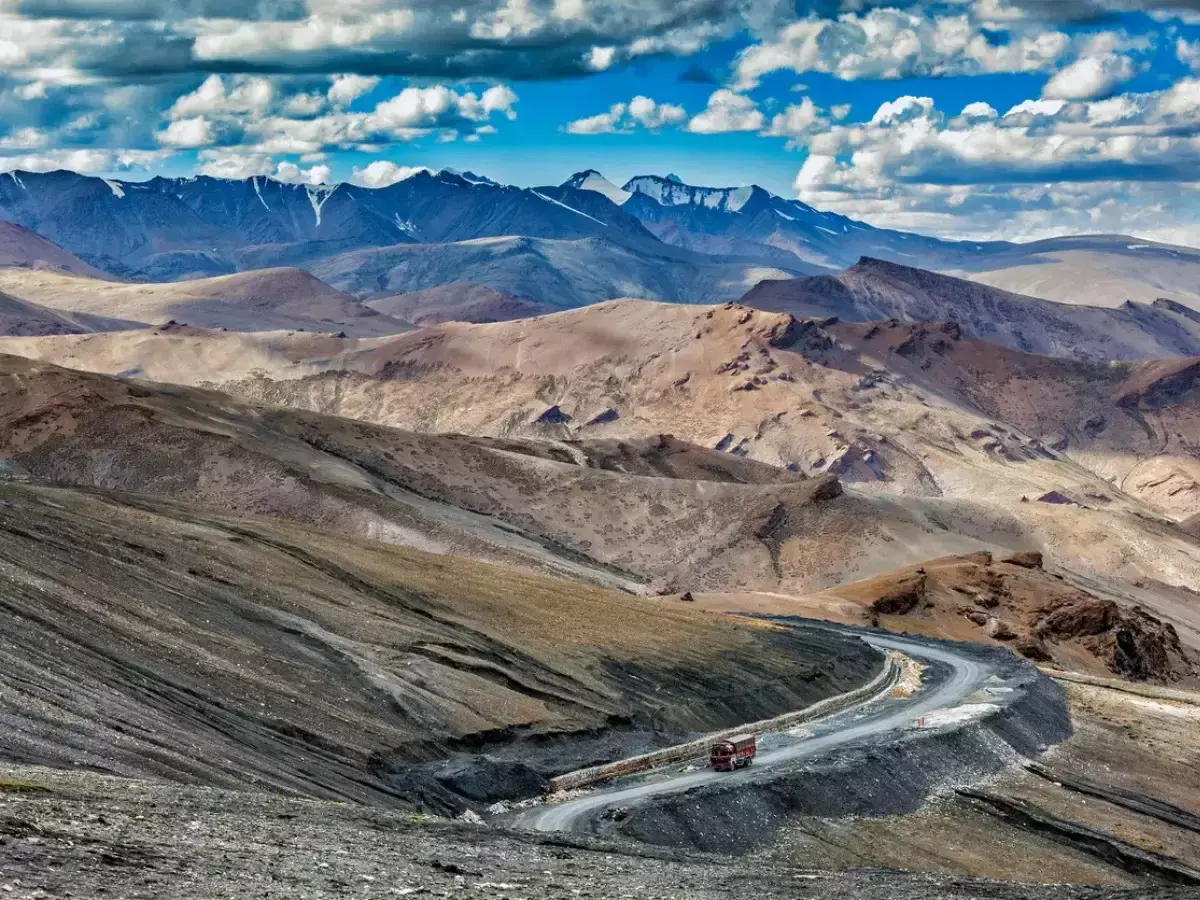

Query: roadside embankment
[1042,669,1200,705]
[597,630,1072,855]
[549,652,898,792]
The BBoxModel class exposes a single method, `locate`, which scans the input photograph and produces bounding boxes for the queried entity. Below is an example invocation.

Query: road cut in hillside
[514,622,1071,854]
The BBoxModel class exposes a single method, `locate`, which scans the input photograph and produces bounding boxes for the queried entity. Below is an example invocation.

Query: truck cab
[710,734,756,772]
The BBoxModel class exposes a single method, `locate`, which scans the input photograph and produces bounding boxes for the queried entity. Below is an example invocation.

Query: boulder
[1003,551,1044,570]
[986,618,1017,641]
[870,574,927,616]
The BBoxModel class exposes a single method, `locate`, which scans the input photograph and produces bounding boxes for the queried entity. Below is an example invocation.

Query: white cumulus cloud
[350,160,433,187]
[1178,37,1200,72]
[792,78,1200,243]
[564,95,686,134]
[733,11,1078,88]
[1043,53,1136,99]
[687,89,764,134]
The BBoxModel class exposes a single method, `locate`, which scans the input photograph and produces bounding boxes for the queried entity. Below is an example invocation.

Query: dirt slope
[0,481,878,811]
[368,282,553,326]
[5,302,1200,599]
[0,267,408,335]
[1,354,1020,599]
[949,239,1200,310]
[0,220,110,277]
[0,323,388,383]
[0,289,141,336]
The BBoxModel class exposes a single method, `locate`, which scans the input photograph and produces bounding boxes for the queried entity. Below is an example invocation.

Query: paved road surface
[514,626,994,833]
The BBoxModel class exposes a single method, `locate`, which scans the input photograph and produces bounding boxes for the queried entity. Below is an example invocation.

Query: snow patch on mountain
[456,170,500,186]
[563,170,632,206]
[306,184,336,227]
[532,191,608,226]
[624,175,755,213]
[252,176,270,211]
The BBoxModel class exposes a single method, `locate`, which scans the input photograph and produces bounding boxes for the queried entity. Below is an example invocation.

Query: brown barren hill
[9,297,1199,521]
[31,296,1195,518]
[5,300,1200,598]
[0,289,142,336]
[0,354,1028,599]
[367,282,554,326]
[0,266,409,335]
[0,220,111,277]
[0,323,390,383]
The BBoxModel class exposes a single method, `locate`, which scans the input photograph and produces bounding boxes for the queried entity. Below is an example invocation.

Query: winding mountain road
[514,626,999,834]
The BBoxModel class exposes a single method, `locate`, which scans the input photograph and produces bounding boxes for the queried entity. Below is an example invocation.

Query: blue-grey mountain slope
[309,234,802,309]
[565,172,1200,314]
[609,172,1009,272]
[0,169,665,283]
[1,167,1198,317]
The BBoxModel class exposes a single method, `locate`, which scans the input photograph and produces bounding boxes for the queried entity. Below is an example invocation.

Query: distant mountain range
[1,167,1198,313]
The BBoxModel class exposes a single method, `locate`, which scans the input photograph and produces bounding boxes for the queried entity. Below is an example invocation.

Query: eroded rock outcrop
[822,553,1198,684]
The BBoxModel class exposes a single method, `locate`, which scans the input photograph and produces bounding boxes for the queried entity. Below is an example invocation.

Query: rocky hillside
[2,760,1174,899]
[0,354,1013,598]
[67,298,1194,524]
[742,258,1200,361]
[809,552,1196,684]
[5,302,1200,602]
[0,480,879,813]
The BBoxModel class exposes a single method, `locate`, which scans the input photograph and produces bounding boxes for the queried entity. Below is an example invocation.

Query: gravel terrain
[0,765,1191,900]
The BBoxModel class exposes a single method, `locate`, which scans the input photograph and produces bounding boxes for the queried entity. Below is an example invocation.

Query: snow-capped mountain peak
[622,174,762,214]
[561,170,632,206]
[441,169,499,186]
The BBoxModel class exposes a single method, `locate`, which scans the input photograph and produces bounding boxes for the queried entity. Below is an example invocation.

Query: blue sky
[0,2,1198,243]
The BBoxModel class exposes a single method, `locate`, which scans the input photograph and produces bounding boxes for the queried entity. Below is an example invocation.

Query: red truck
[710,734,756,772]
